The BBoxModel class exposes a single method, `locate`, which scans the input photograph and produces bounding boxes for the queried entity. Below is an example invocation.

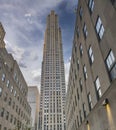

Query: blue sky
[0,0,77,90]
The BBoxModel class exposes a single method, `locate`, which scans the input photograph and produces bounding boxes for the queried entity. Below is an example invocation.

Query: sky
[0,0,78,91]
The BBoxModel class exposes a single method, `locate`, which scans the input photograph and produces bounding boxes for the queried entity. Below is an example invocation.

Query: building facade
[66,0,116,130]
[0,23,31,130]
[39,11,66,130]
[27,86,39,130]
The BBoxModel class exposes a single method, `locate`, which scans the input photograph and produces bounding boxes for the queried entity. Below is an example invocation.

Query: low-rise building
[27,86,39,130]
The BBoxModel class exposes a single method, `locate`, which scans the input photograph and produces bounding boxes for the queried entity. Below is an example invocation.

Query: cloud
[19,61,27,68]
[31,69,41,90]
[66,0,78,12]
[24,13,32,17]
[5,40,25,62]
[65,58,71,91]
[0,0,77,89]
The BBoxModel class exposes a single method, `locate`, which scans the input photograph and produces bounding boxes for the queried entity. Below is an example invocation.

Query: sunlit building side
[39,11,66,130]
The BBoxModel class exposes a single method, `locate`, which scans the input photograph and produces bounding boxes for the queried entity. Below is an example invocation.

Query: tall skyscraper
[66,0,116,130]
[39,11,66,130]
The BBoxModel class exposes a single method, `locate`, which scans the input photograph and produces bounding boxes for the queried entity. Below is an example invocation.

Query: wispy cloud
[0,0,77,89]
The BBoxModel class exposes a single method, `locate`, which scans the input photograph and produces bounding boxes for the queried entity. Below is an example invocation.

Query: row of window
[1,73,31,115]
[78,41,116,81]
[0,108,30,130]
[0,98,29,122]
[44,124,63,130]
[78,0,105,41]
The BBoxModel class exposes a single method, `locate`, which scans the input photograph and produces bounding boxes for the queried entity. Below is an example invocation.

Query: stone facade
[0,23,31,130]
[66,0,116,130]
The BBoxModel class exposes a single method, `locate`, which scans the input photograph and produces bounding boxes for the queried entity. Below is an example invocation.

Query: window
[75,96,77,106]
[0,124,1,130]
[88,0,94,13]
[79,44,83,56]
[95,77,102,100]
[79,78,83,92]
[83,103,86,118]
[2,73,5,82]
[6,80,10,88]
[83,65,88,80]
[6,111,9,120]
[79,6,83,19]
[16,105,18,112]
[4,93,7,101]
[77,116,79,127]
[8,98,12,106]
[14,90,17,97]
[14,73,17,81]
[79,110,82,124]
[11,86,13,93]
[106,50,116,80]
[88,46,94,64]
[77,88,79,100]
[83,23,88,38]
[0,87,2,96]
[1,108,4,117]
[4,127,7,130]
[14,117,16,125]
[12,102,15,109]
[111,0,116,5]
[77,58,79,70]
[76,26,80,37]
[96,16,105,40]
[87,93,93,111]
